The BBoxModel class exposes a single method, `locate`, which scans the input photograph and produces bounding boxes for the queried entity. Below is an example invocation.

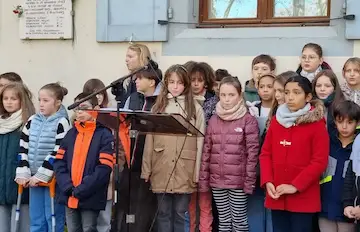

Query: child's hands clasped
[266,182,298,199]
[345,206,360,220]
[16,178,29,187]
[28,176,40,187]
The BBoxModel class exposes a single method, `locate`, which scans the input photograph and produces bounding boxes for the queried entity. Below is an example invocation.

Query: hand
[344,206,355,219]
[276,184,297,196]
[266,182,279,199]
[28,176,40,187]
[352,206,360,219]
[16,178,29,187]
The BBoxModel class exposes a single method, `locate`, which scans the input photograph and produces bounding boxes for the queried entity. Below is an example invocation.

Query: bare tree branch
[224,0,236,18]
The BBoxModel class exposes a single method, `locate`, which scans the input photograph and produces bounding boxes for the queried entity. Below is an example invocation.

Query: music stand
[93,108,204,231]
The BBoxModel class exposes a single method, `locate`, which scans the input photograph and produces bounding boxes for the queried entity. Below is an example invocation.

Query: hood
[296,99,325,125]
[246,100,261,118]
[152,83,162,96]
[40,104,69,121]
[245,80,257,93]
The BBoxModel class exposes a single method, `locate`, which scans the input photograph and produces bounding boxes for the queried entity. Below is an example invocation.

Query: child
[0,72,32,98]
[341,57,360,105]
[121,68,162,231]
[214,69,230,96]
[244,54,276,103]
[83,78,110,108]
[54,92,114,232]
[319,101,360,232]
[15,83,70,232]
[312,70,345,132]
[188,61,216,232]
[121,44,152,106]
[0,83,35,232]
[82,78,112,232]
[199,76,259,231]
[268,71,298,119]
[260,75,329,232]
[141,64,205,232]
[296,43,332,82]
[246,74,275,232]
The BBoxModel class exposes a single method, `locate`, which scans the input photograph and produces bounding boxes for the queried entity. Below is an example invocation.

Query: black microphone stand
[67,65,149,232]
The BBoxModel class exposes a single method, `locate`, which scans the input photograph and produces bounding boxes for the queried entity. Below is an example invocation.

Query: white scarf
[300,66,322,82]
[0,110,23,134]
[276,103,311,128]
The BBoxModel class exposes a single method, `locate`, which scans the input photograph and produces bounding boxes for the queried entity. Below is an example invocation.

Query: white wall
[0,0,354,107]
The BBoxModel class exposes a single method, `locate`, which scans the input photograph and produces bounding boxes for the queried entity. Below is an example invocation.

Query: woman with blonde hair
[120,44,152,106]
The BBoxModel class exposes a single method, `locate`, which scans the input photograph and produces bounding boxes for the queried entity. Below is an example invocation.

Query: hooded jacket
[54,121,114,210]
[141,94,205,193]
[260,100,329,212]
[244,80,260,103]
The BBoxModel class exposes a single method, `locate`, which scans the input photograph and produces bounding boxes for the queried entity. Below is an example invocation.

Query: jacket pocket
[152,147,165,175]
[179,151,197,182]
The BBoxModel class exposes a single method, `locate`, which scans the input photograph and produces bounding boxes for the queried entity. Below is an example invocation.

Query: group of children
[1,41,360,232]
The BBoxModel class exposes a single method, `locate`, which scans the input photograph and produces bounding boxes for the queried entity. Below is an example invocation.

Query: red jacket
[260,100,329,213]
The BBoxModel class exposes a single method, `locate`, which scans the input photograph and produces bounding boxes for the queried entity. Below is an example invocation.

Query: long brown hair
[312,70,344,106]
[152,64,196,120]
[269,71,298,118]
[0,83,35,124]
[83,78,109,107]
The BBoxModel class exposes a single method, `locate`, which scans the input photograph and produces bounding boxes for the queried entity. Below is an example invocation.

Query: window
[199,0,330,26]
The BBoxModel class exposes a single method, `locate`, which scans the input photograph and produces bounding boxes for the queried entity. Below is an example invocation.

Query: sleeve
[73,129,115,199]
[198,121,213,192]
[123,96,131,110]
[141,134,154,180]
[15,116,33,180]
[243,115,260,194]
[34,118,71,183]
[343,160,356,208]
[194,106,206,183]
[259,117,274,187]
[291,122,329,192]
[204,97,217,125]
[53,131,74,196]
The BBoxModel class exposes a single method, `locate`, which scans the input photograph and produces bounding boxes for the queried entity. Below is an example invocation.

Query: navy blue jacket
[54,121,114,210]
[320,131,353,222]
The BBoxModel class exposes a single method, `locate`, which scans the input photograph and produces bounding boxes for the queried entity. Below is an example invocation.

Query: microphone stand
[67,65,148,232]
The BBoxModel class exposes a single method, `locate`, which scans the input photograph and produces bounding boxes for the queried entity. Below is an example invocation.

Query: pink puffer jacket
[199,112,259,194]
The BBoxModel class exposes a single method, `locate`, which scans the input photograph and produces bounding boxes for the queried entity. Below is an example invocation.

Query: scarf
[341,83,360,106]
[276,103,311,128]
[300,66,322,82]
[0,110,23,134]
[216,98,247,121]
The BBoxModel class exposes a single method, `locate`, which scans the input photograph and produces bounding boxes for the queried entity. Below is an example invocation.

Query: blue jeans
[185,211,190,232]
[29,187,65,232]
[247,187,273,232]
[156,193,191,232]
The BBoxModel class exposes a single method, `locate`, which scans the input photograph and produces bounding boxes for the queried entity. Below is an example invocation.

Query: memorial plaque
[19,0,73,39]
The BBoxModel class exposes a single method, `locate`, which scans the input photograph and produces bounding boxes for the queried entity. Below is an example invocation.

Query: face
[285,82,312,112]
[191,72,206,95]
[38,89,60,117]
[258,76,274,102]
[315,75,335,100]
[213,81,220,96]
[135,75,154,93]
[96,93,104,106]
[74,101,94,122]
[0,78,11,92]
[125,48,141,71]
[335,117,357,139]
[252,63,272,86]
[2,89,21,113]
[168,72,185,97]
[343,62,360,87]
[274,81,285,105]
[300,48,323,73]
[219,83,241,110]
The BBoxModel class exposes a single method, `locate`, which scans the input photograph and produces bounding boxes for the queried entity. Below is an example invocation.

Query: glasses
[73,105,92,112]
[301,55,319,61]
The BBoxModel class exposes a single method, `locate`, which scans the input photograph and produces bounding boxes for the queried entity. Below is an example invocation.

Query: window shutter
[345,0,360,39]
[96,0,169,42]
